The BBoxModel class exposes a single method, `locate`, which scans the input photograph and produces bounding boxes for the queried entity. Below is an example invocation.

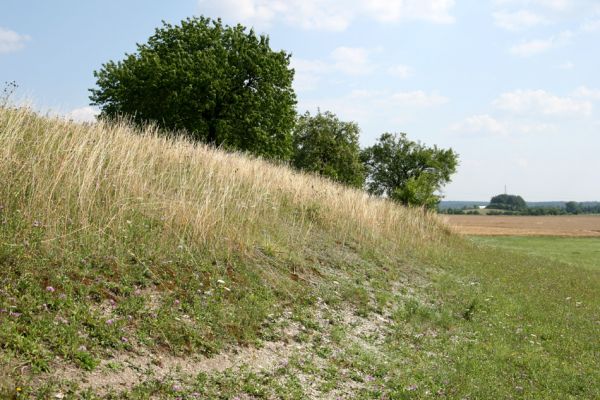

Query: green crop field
[471,236,600,271]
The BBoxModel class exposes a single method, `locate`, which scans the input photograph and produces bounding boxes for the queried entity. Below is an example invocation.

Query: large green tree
[292,111,365,188]
[361,133,458,209]
[89,17,297,160]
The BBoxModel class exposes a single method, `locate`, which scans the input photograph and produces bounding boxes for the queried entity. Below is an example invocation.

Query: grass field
[1,107,599,399]
[472,236,600,271]
[444,214,600,237]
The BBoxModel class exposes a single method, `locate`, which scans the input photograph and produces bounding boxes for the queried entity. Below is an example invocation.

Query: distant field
[471,236,600,271]
[443,214,600,237]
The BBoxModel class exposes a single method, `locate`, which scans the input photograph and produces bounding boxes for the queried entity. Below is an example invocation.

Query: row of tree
[89,17,458,208]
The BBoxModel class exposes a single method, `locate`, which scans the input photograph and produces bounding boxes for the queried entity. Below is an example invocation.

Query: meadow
[1,107,599,399]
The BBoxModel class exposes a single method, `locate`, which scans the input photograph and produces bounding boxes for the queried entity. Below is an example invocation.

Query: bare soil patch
[442,215,600,237]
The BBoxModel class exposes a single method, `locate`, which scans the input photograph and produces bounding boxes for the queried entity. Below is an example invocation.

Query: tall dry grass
[0,106,449,261]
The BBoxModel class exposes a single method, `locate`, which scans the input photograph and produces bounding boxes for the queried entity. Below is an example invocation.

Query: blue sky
[1,0,599,201]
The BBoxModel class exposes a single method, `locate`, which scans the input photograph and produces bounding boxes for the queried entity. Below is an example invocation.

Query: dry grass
[0,106,447,264]
[443,214,600,237]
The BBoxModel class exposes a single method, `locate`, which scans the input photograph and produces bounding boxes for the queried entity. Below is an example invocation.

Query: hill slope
[1,107,599,399]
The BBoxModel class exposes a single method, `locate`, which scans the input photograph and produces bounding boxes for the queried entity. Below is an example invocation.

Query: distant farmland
[444,214,600,237]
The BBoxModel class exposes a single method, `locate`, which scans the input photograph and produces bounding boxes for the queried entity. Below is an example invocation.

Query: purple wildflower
[46,286,55,292]
[106,319,114,325]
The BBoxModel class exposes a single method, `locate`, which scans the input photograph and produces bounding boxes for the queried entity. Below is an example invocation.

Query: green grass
[471,236,600,270]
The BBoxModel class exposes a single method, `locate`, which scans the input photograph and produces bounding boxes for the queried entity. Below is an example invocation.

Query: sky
[1,0,599,201]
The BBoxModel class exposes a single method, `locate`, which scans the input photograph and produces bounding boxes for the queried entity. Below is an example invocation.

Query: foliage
[90,17,297,160]
[292,111,365,188]
[361,133,458,208]
[486,194,527,211]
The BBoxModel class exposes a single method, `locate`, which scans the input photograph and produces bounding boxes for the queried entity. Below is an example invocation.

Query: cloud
[450,114,509,135]
[509,30,572,56]
[66,107,99,123]
[493,89,593,116]
[572,86,600,100]
[364,0,455,24]
[331,47,374,76]
[291,46,378,91]
[0,27,30,54]
[557,61,574,70]
[387,64,413,79]
[493,10,548,31]
[581,18,600,32]
[450,114,556,136]
[298,89,449,133]
[493,0,569,11]
[389,90,448,107]
[290,58,331,91]
[198,0,456,31]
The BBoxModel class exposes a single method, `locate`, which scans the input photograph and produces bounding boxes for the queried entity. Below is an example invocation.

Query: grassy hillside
[1,107,599,399]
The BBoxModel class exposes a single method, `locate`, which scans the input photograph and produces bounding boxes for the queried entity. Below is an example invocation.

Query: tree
[487,194,527,211]
[565,201,582,214]
[361,133,458,208]
[292,111,365,188]
[89,17,297,160]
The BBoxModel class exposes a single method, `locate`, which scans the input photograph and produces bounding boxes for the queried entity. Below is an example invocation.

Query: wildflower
[217,279,225,285]
[46,286,55,292]
[16,387,21,392]
[174,299,180,306]
[106,319,114,325]
[172,384,182,392]
[121,337,128,343]
[9,311,21,318]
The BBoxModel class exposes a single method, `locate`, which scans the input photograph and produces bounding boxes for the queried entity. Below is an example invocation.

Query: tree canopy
[361,133,458,209]
[486,194,527,211]
[89,17,297,160]
[292,111,365,188]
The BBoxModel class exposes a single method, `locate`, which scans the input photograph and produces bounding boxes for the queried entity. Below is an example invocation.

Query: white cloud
[572,86,600,100]
[451,114,509,135]
[364,0,455,24]
[493,0,569,11]
[557,61,574,70]
[493,89,593,116]
[291,46,378,91]
[0,27,30,54]
[331,47,374,76]
[493,10,548,31]
[290,58,331,91]
[581,18,600,32]
[450,114,556,136]
[509,30,572,56]
[390,90,448,107]
[198,0,456,31]
[387,64,413,79]
[66,107,99,123]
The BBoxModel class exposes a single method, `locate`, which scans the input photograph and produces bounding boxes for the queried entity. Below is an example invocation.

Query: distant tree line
[90,17,459,209]
[438,196,600,215]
